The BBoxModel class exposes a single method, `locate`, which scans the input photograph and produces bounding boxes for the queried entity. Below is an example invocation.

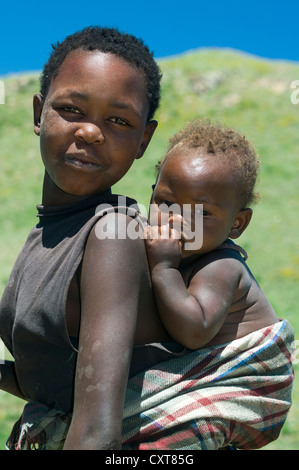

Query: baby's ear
[33,94,44,136]
[229,208,252,239]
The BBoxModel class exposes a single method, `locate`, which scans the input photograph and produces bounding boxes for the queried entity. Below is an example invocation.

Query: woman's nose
[74,123,105,144]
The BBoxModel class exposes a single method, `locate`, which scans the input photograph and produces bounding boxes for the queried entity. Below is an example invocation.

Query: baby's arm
[145,225,241,350]
[64,213,147,450]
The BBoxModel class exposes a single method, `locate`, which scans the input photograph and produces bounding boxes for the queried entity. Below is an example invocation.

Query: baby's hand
[144,224,183,271]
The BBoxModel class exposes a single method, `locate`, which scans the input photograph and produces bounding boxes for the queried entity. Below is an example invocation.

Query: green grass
[0,48,298,450]
[0,392,24,448]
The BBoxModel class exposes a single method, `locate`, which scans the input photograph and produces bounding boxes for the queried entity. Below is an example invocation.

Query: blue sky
[0,0,298,76]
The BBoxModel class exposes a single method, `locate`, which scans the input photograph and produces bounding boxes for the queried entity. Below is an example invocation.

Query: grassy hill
[0,48,298,449]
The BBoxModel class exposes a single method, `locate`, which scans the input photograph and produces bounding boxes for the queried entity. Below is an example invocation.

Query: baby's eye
[155,199,174,209]
[160,200,173,207]
[203,210,211,216]
[195,207,211,216]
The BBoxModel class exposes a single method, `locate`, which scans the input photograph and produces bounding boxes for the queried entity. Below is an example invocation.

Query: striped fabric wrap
[6,320,295,450]
[122,320,295,450]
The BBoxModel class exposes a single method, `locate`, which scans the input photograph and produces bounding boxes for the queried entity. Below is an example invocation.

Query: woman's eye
[61,106,81,114]
[110,117,128,125]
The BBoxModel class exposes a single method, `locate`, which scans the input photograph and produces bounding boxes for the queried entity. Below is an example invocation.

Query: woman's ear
[33,94,44,136]
[136,120,158,159]
[229,208,253,239]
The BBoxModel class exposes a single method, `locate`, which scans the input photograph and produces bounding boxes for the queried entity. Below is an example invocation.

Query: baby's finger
[159,224,171,239]
[169,227,181,240]
[169,214,185,233]
[150,225,160,240]
[143,225,151,239]
[144,225,159,241]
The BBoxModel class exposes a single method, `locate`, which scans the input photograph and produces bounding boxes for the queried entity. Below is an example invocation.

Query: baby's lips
[181,231,195,244]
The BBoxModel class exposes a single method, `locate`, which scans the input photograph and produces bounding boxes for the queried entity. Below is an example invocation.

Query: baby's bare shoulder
[188,248,248,282]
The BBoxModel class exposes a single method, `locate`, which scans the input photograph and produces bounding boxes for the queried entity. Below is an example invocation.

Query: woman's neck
[41,171,95,207]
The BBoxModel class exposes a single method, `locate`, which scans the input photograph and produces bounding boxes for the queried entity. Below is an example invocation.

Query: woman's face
[34,49,157,205]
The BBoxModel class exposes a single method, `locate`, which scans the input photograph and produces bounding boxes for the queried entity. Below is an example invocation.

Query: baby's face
[150,147,241,257]
[33,49,156,201]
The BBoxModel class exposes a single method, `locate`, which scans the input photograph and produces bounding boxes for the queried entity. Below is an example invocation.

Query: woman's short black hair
[40,26,162,121]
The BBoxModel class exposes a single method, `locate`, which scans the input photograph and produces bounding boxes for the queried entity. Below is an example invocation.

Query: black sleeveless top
[0,190,144,412]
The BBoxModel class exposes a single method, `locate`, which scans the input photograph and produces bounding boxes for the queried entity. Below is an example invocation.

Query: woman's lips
[64,154,103,170]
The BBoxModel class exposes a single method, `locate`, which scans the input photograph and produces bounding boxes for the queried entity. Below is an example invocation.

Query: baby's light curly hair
[157,119,260,209]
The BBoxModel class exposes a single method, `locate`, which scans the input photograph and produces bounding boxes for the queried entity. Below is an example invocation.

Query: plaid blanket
[7,320,295,450]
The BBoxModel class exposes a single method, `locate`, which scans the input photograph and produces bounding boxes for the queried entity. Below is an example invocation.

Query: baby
[145,119,279,350]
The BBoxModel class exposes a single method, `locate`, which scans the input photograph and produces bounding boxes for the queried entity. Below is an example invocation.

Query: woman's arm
[63,213,147,450]
[0,360,26,400]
